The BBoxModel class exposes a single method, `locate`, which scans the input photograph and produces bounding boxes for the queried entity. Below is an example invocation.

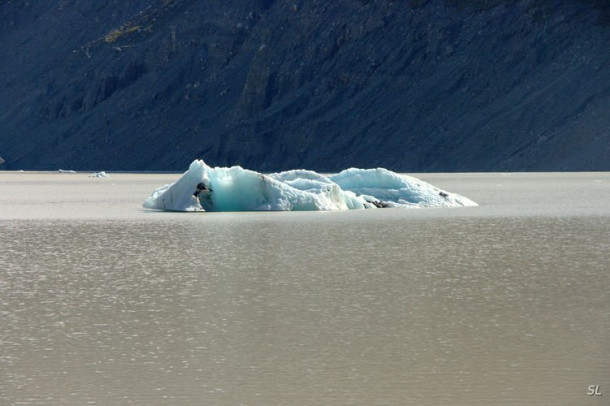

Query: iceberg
[143,160,477,212]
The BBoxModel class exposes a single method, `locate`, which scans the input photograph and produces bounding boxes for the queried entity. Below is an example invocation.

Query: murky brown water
[1,172,609,405]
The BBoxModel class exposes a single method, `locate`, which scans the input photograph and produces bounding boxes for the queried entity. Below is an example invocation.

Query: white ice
[143,160,477,212]
[89,171,109,178]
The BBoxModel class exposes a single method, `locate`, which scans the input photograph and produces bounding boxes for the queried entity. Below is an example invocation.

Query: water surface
[1,172,609,405]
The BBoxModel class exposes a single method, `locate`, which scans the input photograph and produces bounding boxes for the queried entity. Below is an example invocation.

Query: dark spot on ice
[193,182,212,197]
[439,191,449,198]
[366,199,389,208]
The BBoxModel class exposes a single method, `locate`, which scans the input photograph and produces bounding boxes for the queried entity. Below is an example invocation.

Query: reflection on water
[1,211,609,405]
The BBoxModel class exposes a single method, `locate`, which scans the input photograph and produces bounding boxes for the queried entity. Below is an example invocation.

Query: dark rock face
[1,0,609,171]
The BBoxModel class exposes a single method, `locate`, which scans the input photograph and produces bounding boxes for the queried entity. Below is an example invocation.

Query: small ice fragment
[89,171,109,178]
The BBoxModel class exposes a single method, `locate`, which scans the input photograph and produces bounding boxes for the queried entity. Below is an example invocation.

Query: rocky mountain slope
[1,0,609,171]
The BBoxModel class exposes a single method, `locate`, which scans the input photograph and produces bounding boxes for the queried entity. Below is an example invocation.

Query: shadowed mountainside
[1,0,609,171]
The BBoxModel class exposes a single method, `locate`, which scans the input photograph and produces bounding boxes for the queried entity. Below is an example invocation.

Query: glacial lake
[1,171,609,405]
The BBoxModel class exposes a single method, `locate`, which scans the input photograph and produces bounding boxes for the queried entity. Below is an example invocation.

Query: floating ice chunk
[89,171,109,178]
[143,160,477,212]
[58,169,77,174]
